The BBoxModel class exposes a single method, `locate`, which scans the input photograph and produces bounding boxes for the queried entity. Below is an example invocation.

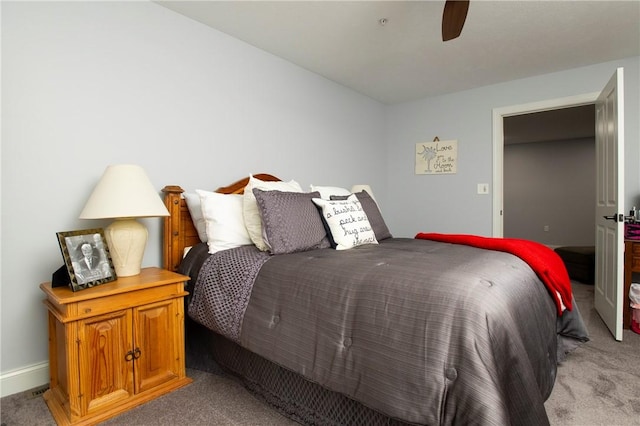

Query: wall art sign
[415,139,458,175]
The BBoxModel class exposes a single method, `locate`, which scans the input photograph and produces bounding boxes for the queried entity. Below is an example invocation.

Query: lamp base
[104,218,148,277]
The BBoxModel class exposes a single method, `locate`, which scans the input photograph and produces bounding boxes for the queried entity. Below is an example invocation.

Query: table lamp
[79,164,169,277]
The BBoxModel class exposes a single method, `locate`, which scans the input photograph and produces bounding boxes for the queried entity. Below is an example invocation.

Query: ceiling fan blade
[442,0,470,41]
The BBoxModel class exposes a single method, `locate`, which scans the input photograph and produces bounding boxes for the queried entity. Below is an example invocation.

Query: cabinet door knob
[125,348,142,361]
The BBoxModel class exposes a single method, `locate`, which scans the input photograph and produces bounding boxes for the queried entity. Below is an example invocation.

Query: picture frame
[56,228,117,291]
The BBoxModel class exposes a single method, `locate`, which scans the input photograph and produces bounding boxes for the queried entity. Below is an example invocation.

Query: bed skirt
[185,318,415,426]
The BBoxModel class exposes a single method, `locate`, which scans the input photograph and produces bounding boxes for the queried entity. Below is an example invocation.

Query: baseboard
[0,361,49,398]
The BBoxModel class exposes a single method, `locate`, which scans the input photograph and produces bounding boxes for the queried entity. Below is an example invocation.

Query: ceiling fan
[442,0,470,41]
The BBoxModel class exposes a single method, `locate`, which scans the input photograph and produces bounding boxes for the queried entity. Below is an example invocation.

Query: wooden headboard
[162,173,281,272]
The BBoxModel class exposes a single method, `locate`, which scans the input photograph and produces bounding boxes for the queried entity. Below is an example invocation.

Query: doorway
[491,92,599,237]
[492,69,626,340]
[502,105,595,247]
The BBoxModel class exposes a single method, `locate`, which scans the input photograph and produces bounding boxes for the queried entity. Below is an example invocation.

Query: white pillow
[309,184,351,200]
[196,189,253,254]
[243,175,303,251]
[312,194,378,250]
[183,192,208,242]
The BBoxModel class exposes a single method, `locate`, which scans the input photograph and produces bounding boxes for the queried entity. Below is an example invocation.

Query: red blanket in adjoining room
[415,232,573,315]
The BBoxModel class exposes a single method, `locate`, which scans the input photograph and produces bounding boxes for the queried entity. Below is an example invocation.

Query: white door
[594,68,625,341]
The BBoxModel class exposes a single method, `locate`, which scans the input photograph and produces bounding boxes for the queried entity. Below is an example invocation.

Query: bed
[162,174,588,426]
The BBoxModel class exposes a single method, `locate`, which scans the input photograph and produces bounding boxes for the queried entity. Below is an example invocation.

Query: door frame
[491,92,600,237]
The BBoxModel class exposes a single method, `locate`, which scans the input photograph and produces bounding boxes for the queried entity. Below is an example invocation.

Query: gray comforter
[189,238,588,425]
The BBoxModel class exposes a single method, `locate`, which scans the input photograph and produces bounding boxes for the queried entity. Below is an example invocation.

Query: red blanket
[415,233,572,315]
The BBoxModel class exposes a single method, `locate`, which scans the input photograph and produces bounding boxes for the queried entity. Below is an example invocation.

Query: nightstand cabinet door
[78,309,134,416]
[134,299,180,393]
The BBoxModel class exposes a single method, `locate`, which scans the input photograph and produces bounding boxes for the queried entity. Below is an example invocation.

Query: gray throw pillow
[253,189,330,254]
[331,190,392,241]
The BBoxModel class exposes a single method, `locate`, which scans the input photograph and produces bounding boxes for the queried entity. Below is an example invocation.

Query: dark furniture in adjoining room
[555,246,595,285]
[624,240,640,330]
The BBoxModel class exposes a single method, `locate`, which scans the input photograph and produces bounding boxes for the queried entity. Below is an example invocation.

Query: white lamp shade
[351,184,375,201]
[79,164,169,219]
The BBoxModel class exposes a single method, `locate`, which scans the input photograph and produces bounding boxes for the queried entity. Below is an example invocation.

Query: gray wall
[504,138,596,246]
[384,58,639,239]
[1,1,386,388]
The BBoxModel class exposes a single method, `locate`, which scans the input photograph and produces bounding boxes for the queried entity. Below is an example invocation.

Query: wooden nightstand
[40,267,192,425]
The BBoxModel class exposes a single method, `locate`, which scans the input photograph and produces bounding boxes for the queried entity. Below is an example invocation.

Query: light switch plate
[477,183,489,194]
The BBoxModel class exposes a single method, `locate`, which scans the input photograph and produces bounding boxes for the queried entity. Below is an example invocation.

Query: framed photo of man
[56,228,117,291]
